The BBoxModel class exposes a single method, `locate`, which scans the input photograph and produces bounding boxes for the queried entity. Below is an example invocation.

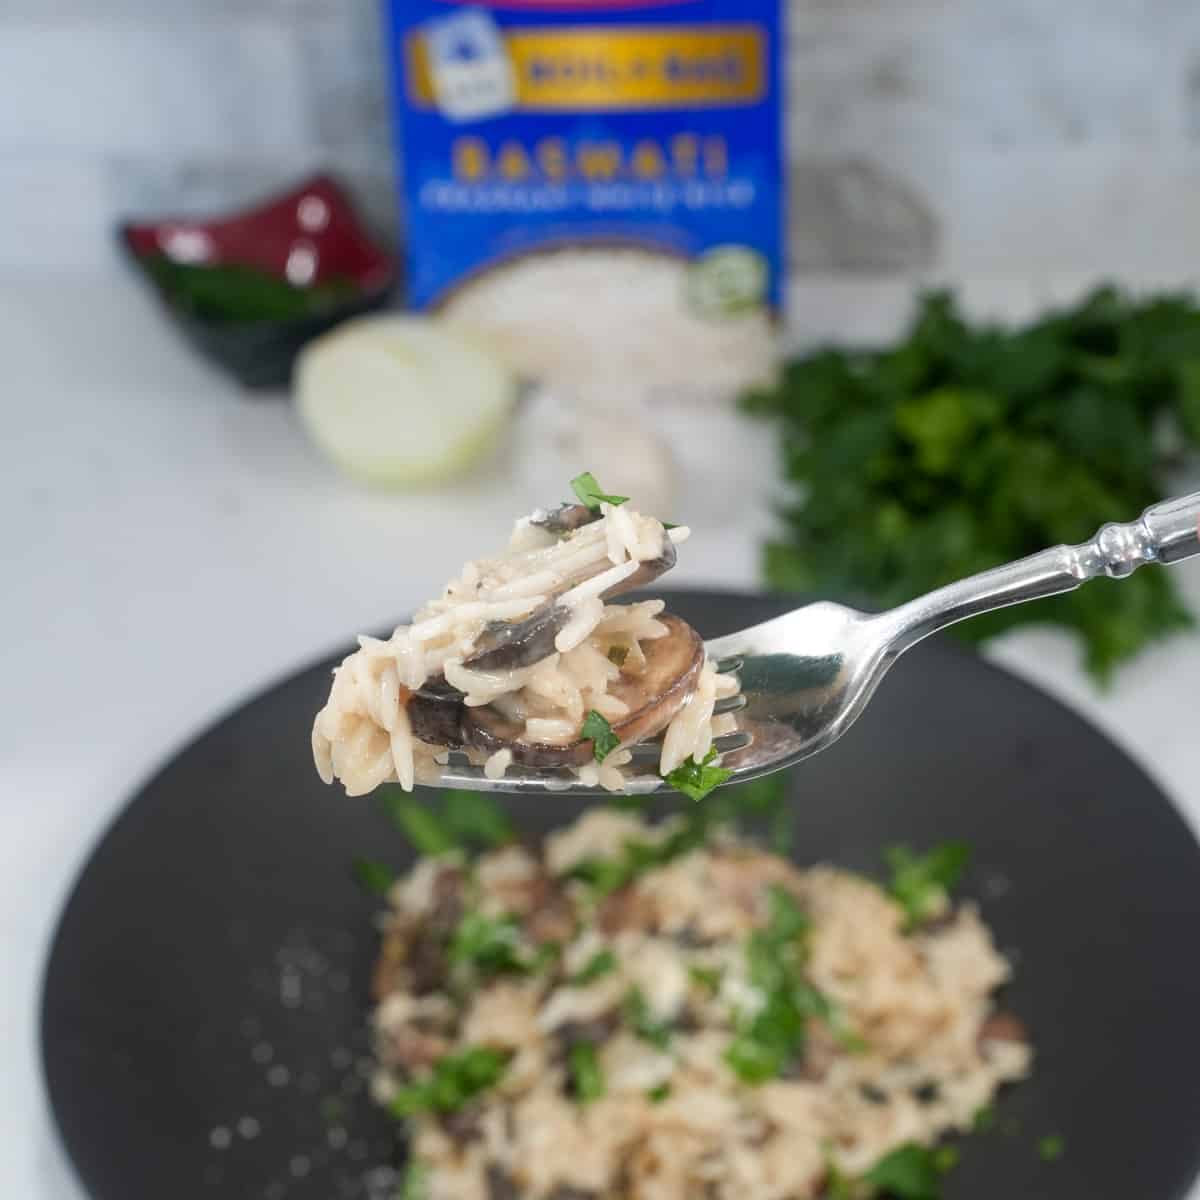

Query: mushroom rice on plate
[367,806,1030,1200]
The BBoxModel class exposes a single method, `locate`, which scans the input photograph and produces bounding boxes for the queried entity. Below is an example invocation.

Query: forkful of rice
[313,473,1200,799]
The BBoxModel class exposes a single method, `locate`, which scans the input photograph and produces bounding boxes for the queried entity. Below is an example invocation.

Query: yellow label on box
[407,24,765,111]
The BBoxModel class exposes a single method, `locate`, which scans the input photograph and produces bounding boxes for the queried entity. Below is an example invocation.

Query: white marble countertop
[5,271,1199,1198]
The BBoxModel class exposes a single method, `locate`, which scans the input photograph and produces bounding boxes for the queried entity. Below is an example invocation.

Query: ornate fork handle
[886,492,1200,653]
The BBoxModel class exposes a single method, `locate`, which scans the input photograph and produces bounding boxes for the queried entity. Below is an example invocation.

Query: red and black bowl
[119,174,398,390]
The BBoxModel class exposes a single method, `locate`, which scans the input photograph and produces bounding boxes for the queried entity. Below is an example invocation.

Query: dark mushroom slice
[530,502,601,535]
[407,677,466,748]
[461,614,705,768]
[462,527,677,673]
[464,603,572,673]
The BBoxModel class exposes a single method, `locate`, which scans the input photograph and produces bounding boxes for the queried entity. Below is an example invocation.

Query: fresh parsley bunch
[743,287,1200,681]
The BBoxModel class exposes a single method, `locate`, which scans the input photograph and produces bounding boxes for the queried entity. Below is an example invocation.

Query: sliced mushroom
[530,502,600,535]
[977,1011,1028,1050]
[407,677,466,748]
[462,614,705,768]
[464,603,572,673]
[462,517,676,673]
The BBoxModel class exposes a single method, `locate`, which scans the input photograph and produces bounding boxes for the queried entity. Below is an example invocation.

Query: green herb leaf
[569,948,618,986]
[646,1082,672,1103]
[971,1104,995,1132]
[399,1159,430,1200]
[449,911,535,978]
[885,842,971,928]
[571,471,629,510]
[568,1041,606,1104]
[826,1162,854,1200]
[380,790,457,856]
[581,709,621,763]
[725,886,836,1084]
[743,287,1200,684]
[351,857,395,897]
[622,987,672,1049]
[932,1147,959,1173]
[862,1142,956,1199]
[1037,1134,1065,1162]
[443,789,512,848]
[389,1047,510,1118]
[688,965,723,994]
[664,746,733,802]
[606,644,630,667]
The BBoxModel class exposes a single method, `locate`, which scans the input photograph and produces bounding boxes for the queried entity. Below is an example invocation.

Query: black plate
[42,591,1200,1200]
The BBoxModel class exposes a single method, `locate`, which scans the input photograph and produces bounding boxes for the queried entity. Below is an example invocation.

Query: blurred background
[6,0,1200,1196]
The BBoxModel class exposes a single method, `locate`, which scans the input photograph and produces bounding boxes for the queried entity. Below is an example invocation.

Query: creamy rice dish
[312,475,741,797]
[368,807,1031,1200]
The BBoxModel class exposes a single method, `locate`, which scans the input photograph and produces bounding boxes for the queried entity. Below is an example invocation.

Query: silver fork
[434,493,1200,795]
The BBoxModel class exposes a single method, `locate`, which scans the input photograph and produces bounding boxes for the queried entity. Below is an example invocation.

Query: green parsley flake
[570,471,629,511]
[622,987,672,1049]
[351,857,395,897]
[971,1103,995,1132]
[725,886,828,1084]
[862,1142,957,1200]
[569,948,617,986]
[606,643,630,667]
[568,1041,605,1104]
[398,1160,430,1200]
[381,791,457,856]
[449,912,540,978]
[389,1047,510,1118]
[443,789,512,847]
[581,709,621,763]
[1038,1134,1065,1162]
[664,746,733,802]
[646,1082,672,1103]
[885,842,971,929]
[688,965,723,994]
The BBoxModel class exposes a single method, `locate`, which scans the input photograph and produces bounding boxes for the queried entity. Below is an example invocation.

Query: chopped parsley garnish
[581,710,621,763]
[568,1041,605,1104]
[443,789,512,848]
[688,965,723,994]
[885,842,971,928]
[862,1142,958,1199]
[569,948,617,986]
[398,1159,430,1200]
[622,987,673,1049]
[351,857,395,896]
[725,887,812,1082]
[450,912,540,978]
[381,791,458,856]
[571,471,629,510]
[389,1047,510,1118]
[826,1163,854,1200]
[646,1082,672,1103]
[722,771,793,851]
[725,885,860,1083]
[567,778,791,897]
[606,644,629,667]
[933,1147,959,1173]
[380,788,513,856]
[664,746,733,802]
[1038,1134,1065,1162]
[971,1103,995,1132]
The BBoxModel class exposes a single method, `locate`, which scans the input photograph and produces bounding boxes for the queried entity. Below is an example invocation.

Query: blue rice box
[384,0,786,323]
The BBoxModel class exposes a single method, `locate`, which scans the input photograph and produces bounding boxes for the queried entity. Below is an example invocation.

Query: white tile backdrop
[3,0,1200,278]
